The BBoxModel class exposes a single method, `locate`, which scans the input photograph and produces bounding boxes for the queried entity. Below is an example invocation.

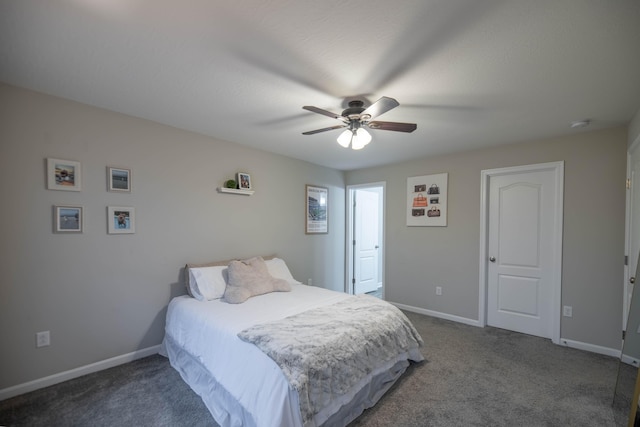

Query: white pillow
[188,265,228,301]
[265,258,301,285]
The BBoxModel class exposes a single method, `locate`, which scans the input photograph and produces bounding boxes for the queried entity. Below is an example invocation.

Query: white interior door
[487,167,561,339]
[354,189,381,294]
[625,146,640,329]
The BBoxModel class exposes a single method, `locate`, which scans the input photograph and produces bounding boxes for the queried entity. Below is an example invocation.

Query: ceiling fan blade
[361,96,400,120]
[368,121,417,133]
[302,105,344,120]
[302,124,348,135]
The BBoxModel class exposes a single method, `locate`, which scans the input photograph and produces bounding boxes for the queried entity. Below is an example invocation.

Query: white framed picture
[237,172,252,190]
[107,167,131,192]
[107,206,135,234]
[47,158,81,191]
[53,205,83,233]
[407,173,448,226]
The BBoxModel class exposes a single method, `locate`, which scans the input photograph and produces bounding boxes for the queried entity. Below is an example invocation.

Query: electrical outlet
[436,286,442,296]
[36,331,50,348]
[563,306,572,317]
[307,278,312,286]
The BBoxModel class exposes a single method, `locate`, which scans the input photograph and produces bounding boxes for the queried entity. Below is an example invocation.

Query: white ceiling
[1,1,640,171]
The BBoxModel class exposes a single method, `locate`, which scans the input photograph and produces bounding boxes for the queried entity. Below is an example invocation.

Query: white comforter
[163,284,421,427]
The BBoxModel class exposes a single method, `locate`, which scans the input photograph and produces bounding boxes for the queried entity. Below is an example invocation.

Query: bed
[162,256,424,427]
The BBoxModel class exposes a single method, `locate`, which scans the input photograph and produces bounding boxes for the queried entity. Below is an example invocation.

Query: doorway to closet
[346,183,385,298]
[479,162,564,344]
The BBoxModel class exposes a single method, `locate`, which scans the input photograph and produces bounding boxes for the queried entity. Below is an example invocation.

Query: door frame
[346,182,386,296]
[624,133,640,329]
[478,161,564,344]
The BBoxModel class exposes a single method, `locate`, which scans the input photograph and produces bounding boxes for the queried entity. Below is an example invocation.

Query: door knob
[375,245,379,249]
[489,256,496,263]
[631,277,636,284]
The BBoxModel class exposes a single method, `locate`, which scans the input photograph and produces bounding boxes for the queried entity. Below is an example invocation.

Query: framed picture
[107,206,135,234]
[107,167,131,192]
[47,158,81,191]
[406,173,448,226]
[53,205,83,233]
[306,185,328,234]
[237,172,252,190]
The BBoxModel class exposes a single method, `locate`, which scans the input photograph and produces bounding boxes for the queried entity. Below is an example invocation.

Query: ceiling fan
[302,96,417,150]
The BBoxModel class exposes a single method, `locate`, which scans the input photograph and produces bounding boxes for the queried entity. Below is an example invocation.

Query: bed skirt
[163,335,417,427]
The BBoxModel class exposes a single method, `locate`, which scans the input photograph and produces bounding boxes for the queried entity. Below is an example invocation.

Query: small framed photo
[107,206,135,234]
[305,184,328,234]
[47,158,81,191]
[107,167,131,192]
[53,205,83,233]
[237,172,252,190]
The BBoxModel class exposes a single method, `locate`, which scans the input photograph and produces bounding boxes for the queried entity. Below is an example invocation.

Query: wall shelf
[217,187,254,196]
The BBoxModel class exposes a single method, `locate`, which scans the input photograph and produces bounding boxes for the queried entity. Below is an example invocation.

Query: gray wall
[346,127,627,350]
[0,84,345,389]
[630,108,640,147]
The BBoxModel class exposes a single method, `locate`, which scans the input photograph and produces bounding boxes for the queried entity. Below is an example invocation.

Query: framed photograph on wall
[406,173,448,226]
[306,184,328,234]
[47,158,81,191]
[53,205,83,233]
[237,172,252,190]
[107,167,131,192]
[107,206,135,234]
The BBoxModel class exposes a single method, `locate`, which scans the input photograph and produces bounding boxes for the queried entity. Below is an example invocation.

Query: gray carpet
[0,311,626,426]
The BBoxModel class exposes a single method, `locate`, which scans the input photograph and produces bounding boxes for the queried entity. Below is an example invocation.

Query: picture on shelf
[237,172,251,190]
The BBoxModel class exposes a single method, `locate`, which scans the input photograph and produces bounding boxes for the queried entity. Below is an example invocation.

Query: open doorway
[346,183,385,298]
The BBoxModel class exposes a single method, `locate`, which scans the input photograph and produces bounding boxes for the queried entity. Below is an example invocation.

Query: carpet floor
[0,311,627,426]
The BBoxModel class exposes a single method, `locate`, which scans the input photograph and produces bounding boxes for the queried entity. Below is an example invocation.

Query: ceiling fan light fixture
[352,128,371,150]
[351,138,365,150]
[337,129,353,147]
[336,127,372,150]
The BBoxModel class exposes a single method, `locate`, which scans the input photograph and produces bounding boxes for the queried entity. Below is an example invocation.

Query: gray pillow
[223,256,291,304]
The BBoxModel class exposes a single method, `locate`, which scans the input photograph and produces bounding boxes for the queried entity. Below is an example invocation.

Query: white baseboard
[556,338,621,358]
[393,302,622,359]
[392,302,481,327]
[621,354,640,366]
[0,345,161,401]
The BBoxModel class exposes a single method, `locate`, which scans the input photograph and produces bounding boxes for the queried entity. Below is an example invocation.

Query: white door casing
[479,162,563,344]
[346,183,385,296]
[354,189,381,294]
[624,136,640,329]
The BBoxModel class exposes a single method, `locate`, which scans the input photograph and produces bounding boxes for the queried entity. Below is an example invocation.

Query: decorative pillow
[224,257,291,304]
[184,255,277,299]
[188,265,228,301]
[265,257,301,285]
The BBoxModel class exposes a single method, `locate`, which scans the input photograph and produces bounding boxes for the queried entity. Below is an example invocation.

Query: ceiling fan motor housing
[342,100,367,119]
